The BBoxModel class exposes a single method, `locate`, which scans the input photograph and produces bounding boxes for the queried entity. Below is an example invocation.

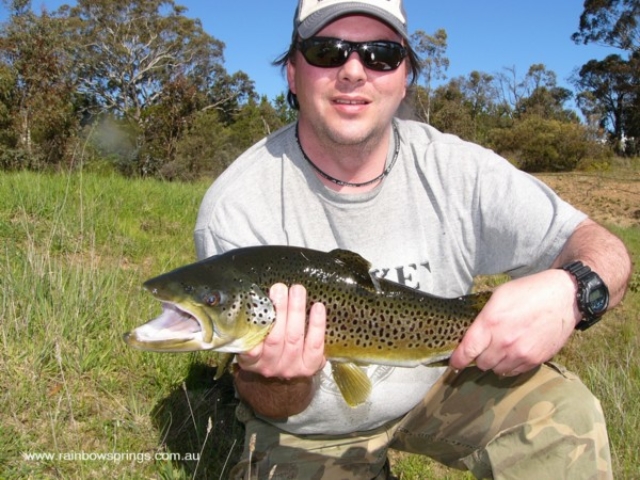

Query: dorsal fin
[330,249,372,272]
[329,249,380,290]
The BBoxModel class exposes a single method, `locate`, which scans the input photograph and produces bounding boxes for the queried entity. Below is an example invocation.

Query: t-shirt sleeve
[464,149,586,277]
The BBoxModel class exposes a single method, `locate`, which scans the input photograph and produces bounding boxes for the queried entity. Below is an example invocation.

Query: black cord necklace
[295,122,400,188]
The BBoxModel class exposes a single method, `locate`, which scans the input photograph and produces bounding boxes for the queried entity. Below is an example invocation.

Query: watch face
[563,262,610,327]
[589,287,608,314]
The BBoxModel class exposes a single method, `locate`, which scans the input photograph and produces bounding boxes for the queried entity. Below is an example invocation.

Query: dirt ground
[536,172,640,228]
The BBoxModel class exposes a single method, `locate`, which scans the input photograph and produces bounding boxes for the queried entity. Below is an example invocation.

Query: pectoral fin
[331,362,372,407]
[213,352,235,380]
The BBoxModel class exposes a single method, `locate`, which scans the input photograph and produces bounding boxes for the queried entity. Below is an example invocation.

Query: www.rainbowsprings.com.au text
[22,451,200,464]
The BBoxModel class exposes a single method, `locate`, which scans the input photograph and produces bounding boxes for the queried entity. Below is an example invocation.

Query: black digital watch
[561,261,610,331]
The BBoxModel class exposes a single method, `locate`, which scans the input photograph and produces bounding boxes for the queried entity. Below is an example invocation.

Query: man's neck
[296,120,394,193]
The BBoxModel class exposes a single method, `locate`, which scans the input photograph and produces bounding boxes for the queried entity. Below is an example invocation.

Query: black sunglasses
[296,37,407,71]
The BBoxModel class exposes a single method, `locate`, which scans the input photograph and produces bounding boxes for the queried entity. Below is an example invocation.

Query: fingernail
[290,284,306,295]
[270,283,287,302]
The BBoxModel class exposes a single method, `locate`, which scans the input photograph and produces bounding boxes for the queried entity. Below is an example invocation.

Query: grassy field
[0,169,638,479]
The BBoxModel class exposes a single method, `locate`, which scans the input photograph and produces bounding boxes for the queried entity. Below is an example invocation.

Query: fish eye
[204,291,222,306]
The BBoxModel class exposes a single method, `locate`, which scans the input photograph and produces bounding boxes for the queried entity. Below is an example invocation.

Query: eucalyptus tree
[60,0,225,125]
[574,54,638,152]
[573,0,640,53]
[428,71,501,143]
[0,0,77,167]
[58,0,258,175]
[515,65,576,122]
[410,28,449,124]
[572,0,640,152]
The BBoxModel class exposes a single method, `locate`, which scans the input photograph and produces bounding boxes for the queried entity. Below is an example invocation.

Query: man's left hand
[449,269,579,376]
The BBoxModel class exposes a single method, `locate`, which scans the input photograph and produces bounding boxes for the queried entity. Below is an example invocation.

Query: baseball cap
[294,0,409,41]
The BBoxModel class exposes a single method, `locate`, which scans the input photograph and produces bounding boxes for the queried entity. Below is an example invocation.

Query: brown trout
[124,246,491,406]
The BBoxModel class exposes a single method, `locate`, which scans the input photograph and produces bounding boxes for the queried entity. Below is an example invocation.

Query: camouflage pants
[229,364,612,480]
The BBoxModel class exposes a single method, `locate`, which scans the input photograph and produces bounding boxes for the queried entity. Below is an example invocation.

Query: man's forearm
[234,367,316,419]
[552,219,632,307]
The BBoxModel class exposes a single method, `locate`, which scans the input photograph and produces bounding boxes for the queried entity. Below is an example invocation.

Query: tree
[170,110,231,180]
[496,64,574,121]
[428,71,503,143]
[572,0,640,153]
[572,0,640,53]
[56,0,261,176]
[273,93,298,125]
[169,96,289,181]
[61,0,226,125]
[461,71,498,116]
[410,28,449,124]
[428,79,476,140]
[574,54,638,152]
[426,64,593,164]
[206,70,256,125]
[515,65,576,122]
[0,0,78,168]
[228,96,286,146]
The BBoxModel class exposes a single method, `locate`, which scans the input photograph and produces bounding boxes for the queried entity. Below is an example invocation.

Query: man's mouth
[334,98,368,105]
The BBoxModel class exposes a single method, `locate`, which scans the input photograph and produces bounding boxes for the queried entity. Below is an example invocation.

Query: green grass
[0,171,240,479]
[558,224,640,479]
[0,170,637,479]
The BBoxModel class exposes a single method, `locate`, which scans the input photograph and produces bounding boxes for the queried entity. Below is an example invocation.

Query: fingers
[283,284,308,351]
[303,302,327,371]
[482,341,539,377]
[449,322,491,371]
[450,271,579,377]
[450,318,539,376]
[237,284,326,379]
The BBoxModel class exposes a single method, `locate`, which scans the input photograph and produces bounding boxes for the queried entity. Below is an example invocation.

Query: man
[194,0,632,478]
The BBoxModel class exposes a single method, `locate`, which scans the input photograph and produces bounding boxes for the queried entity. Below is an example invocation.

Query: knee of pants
[523,366,608,440]
[465,367,612,480]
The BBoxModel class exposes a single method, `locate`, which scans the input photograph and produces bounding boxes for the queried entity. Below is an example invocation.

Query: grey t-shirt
[194,118,586,435]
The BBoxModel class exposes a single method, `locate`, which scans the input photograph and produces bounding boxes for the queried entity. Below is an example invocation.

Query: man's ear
[286,57,298,95]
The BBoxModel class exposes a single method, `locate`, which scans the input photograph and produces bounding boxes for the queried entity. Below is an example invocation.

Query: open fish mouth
[124,302,204,348]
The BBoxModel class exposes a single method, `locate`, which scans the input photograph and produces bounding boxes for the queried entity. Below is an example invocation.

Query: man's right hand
[233,284,326,418]
[237,283,327,378]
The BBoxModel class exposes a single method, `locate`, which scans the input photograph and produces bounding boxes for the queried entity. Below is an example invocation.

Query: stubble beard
[312,119,389,158]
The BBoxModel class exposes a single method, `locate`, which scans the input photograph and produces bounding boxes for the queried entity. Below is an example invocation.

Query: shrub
[488,115,595,172]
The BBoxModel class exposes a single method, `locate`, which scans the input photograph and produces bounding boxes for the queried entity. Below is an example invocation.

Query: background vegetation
[0,0,639,178]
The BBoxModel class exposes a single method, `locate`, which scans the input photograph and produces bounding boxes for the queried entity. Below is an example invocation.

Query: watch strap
[561,261,608,331]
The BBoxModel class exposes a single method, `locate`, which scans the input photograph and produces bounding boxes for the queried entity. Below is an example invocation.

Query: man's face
[288,15,408,148]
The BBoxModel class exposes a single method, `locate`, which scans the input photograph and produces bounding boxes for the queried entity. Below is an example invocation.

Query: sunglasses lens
[299,38,406,71]
[361,43,405,71]
[302,40,349,67]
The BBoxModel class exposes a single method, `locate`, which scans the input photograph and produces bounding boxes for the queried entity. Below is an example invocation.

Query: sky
[4,1,616,101]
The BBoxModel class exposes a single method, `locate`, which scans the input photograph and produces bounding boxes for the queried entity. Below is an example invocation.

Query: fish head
[123,260,276,353]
